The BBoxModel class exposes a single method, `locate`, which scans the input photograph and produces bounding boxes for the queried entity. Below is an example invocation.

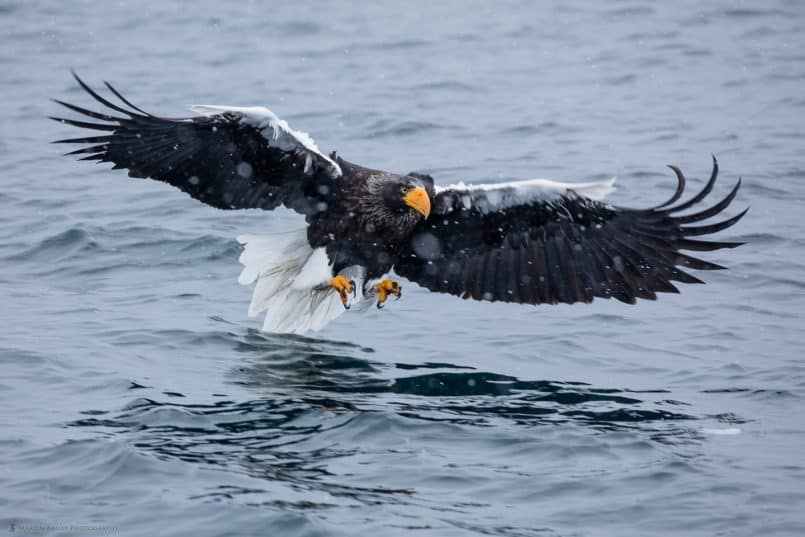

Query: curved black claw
[376,300,384,310]
[349,280,356,297]
[395,285,402,300]
[343,300,351,310]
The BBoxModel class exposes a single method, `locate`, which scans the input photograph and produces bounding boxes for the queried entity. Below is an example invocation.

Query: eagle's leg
[330,275,356,309]
[374,279,402,309]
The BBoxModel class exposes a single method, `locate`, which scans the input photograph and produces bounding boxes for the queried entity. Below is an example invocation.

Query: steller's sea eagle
[51,73,746,334]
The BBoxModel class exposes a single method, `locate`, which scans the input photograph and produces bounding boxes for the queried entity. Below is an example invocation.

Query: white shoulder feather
[434,177,616,214]
[190,105,342,178]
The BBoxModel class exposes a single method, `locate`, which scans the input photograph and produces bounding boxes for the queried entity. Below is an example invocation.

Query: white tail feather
[237,230,362,334]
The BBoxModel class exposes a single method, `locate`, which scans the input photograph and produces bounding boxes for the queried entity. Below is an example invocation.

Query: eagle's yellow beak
[403,186,431,219]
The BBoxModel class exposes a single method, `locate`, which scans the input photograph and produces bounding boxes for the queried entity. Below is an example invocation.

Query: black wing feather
[51,73,337,214]
[395,158,745,305]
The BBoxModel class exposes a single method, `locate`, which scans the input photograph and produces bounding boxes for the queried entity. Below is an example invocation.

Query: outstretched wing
[395,157,746,305]
[51,72,341,214]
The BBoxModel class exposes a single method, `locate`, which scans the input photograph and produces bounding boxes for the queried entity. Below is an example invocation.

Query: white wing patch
[190,105,342,178]
[435,177,616,214]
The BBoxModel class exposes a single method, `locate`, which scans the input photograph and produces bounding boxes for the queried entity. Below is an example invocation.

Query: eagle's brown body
[307,159,436,279]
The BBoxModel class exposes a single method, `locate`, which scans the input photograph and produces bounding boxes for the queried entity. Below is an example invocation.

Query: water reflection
[70,329,698,506]
[231,329,694,427]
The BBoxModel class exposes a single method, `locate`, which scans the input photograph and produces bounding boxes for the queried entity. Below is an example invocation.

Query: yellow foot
[331,275,356,309]
[374,279,402,309]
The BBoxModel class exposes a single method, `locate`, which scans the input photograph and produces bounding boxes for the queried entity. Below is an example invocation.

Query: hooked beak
[403,186,431,219]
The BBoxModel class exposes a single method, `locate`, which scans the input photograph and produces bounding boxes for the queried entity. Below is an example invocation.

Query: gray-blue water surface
[1,1,804,535]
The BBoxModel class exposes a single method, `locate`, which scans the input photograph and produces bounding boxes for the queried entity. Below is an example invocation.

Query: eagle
[51,73,746,334]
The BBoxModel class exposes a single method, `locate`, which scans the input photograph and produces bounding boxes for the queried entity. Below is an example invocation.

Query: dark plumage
[396,160,745,304]
[52,75,335,214]
[51,73,746,333]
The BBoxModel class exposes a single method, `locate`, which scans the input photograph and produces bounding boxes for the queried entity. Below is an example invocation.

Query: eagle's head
[379,172,433,220]
[360,171,434,232]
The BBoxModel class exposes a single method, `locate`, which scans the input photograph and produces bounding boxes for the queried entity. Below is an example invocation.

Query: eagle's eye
[400,185,409,195]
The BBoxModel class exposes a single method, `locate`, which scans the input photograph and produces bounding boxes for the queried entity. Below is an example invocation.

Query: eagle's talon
[374,279,402,309]
[331,275,354,309]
